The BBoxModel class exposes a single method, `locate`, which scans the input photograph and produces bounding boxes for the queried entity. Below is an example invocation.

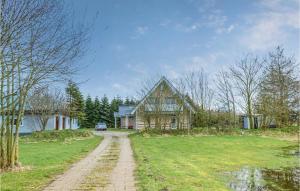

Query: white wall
[21,114,79,133]
[65,116,79,130]
[21,115,56,133]
[0,114,79,134]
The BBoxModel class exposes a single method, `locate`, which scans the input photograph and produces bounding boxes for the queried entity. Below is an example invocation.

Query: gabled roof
[114,105,135,117]
[131,76,196,114]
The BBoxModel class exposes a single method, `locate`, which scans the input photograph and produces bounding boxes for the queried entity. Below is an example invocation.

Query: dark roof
[114,105,135,117]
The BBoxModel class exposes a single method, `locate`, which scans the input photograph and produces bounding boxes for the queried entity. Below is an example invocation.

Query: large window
[145,97,181,112]
[165,97,176,104]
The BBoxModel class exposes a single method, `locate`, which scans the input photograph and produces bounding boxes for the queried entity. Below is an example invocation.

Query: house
[0,111,79,134]
[114,105,136,129]
[20,112,79,133]
[114,76,195,130]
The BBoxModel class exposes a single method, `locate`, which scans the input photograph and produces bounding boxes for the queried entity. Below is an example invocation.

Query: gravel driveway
[43,131,136,191]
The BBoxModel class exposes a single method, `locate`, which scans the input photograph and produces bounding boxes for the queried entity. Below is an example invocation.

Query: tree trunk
[247,97,254,129]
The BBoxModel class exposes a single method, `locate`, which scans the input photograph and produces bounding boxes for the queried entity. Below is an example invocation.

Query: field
[1,130,102,191]
[130,135,299,191]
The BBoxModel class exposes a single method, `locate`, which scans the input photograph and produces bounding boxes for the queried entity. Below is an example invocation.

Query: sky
[65,0,300,99]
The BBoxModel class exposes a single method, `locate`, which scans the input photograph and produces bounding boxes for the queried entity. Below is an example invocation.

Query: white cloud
[169,0,237,34]
[227,24,235,33]
[131,26,149,39]
[185,54,219,73]
[136,26,148,34]
[112,83,122,89]
[161,64,180,80]
[170,2,236,35]
[196,0,216,13]
[112,82,135,97]
[160,52,224,81]
[240,0,299,51]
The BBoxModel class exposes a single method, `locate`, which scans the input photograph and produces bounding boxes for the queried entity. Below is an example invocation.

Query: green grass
[1,133,102,191]
[107,128,137,133]
[130,135,299,191]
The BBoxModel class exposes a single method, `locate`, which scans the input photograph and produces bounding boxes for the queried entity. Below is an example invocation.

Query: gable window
[147,97,159,104]
[165,97,176,104]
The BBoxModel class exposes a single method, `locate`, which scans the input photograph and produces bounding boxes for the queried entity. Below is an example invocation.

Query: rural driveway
[43,131,136,191]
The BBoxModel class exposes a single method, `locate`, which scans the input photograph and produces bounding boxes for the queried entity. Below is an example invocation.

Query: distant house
[114,105,136,129]
[114,76,195,130]
[2,110,79,134]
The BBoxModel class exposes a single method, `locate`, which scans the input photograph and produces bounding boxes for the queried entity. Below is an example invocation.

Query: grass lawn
[107,128,137,133]
[1,135,102,191]
[130,135,299,191]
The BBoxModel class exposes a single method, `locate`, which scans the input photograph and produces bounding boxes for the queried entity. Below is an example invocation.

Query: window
[165,97,176,104]
[147,97,158,104]
[13,119,17,125]
[13,119,22,126]
[170,117,177,129]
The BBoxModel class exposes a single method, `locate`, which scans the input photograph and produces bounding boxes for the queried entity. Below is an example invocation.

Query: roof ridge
[131,76,195,114]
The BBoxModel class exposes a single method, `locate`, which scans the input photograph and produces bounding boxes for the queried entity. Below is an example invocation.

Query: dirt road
[43,131,136,191]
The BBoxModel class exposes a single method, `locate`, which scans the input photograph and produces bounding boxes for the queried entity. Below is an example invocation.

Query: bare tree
[257,46,300,128]
[173,77,195,134]
[184,70,213,110]
[173,78,188,129]
[230,55,263,129]
[215,70,237,128]
[0,0,87,169]
[27,87,66,131]
[183,70,214,127]
[136,77,157,130]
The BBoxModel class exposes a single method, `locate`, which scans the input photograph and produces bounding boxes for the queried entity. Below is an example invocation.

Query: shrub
[135,126,299,137]
[24,129,93,141]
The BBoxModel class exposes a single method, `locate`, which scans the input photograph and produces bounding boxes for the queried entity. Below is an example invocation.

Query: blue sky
[66,0,299,99]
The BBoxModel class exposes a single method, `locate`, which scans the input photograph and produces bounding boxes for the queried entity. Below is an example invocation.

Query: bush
[135,126,299,137]
[25,129,93,141]
[136,127,241,136]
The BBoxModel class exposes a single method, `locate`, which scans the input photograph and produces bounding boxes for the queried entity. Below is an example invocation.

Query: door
[62,117,66,130]
[55,116,59,130]
[254,117,258,129]
[171,117,177,129]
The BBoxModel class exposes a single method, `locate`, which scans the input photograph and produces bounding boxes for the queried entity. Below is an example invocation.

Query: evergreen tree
[129,98,136,105]
[124,96,136,105]
[110,96,123,128]
[100,95,111,125]
[83,95,95,128]
[94,97,101,125]
[65,81,85,128]
[124,97,130,105]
